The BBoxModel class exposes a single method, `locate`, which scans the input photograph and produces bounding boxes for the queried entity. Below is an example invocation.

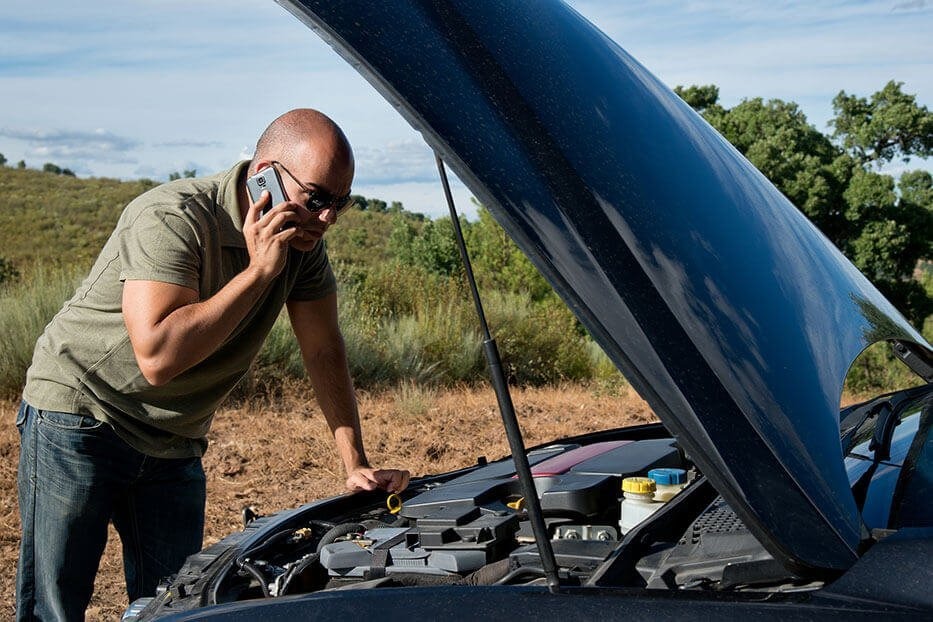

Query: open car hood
[277,0,931,574]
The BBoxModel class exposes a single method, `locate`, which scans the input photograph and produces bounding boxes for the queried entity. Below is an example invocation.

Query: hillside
[0,166,416,278]
[0,167,156,272]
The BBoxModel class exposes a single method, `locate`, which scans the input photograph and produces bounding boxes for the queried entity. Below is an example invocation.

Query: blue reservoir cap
[647,468,686,485]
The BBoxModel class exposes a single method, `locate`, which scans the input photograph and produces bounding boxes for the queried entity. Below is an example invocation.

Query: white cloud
[0,127,140,164]
[354,140,438,185]
[0,1,929,188]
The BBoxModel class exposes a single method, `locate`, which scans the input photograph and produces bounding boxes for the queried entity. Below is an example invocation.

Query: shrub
[0,257,20,286]
[0,266,80,398]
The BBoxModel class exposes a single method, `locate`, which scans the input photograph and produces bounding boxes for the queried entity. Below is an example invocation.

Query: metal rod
[434,153,561,594]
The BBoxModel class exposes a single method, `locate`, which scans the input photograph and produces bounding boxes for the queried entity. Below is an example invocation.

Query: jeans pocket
[15,401,29,430]
[37,409,105,431]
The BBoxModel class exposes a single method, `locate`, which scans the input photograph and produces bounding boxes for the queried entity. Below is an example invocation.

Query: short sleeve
[119,205,201,291]
[288,241,337,301]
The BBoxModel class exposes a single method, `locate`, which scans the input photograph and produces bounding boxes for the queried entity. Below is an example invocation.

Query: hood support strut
[435,153,561,594]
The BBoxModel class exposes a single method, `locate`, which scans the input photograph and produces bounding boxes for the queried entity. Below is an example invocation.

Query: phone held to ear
[246,166,288,217]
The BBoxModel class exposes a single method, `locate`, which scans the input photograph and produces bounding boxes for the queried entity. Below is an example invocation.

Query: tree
[466,207,552,301]
[0,153,6,167]
[831,80,933,165]
[16,160,25,169]
[673,84,720,113]
[43,163,62,175]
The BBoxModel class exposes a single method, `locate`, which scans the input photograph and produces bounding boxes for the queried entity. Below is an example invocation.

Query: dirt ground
[0,382,655,620]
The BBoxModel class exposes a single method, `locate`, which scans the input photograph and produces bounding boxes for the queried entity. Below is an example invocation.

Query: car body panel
[154,584,925,622]
[275,0,930,574]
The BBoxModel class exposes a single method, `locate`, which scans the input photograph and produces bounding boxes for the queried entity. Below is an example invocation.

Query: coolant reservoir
[619,477,659,535]
[647,468,688,502]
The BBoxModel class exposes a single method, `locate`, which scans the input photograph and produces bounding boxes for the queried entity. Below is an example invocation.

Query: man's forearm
[287,295,411,493]
[302,337,369,474]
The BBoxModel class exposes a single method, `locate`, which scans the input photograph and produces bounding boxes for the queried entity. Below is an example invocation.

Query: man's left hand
[345,467,411,494]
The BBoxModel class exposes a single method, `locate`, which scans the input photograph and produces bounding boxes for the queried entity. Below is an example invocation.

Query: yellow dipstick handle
[506,497,525,511]
[386,493,403,514]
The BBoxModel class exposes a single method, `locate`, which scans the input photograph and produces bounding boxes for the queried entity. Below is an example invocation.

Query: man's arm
[123,191,299,386]
[287,294,410,494]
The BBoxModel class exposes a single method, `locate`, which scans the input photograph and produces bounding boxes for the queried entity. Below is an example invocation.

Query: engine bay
[153,433,808,608]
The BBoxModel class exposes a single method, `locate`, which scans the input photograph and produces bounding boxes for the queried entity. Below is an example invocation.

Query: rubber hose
[461,558,513,586]
[493,565,547,585]
[316,522,366,553]
[238,560,271,598]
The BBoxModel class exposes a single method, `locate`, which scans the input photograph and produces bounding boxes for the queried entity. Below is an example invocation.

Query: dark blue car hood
[277,0,931,574]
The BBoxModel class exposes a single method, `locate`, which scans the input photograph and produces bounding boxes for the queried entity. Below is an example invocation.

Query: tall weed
[0,266,81,398]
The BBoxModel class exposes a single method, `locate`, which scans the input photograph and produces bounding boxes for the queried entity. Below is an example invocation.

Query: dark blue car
[126,1,933,619]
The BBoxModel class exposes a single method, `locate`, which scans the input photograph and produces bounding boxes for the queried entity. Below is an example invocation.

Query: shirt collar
[218,160,251,247]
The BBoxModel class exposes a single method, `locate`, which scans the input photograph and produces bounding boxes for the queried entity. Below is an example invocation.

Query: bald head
[252,109,354,193]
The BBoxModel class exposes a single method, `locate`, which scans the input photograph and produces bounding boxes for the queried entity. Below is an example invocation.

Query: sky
[0,1,931,219]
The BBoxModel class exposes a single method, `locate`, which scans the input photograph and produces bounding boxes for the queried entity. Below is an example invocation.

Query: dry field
[0,382,656,620]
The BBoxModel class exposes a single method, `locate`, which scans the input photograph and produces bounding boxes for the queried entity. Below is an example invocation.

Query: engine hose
[279,552,321,595]
[235,527,299,566]
[493,565,547,585]
[460,558,512,586]
[359,519,392,530]
[237,560,272,598]
[316,522,366,553]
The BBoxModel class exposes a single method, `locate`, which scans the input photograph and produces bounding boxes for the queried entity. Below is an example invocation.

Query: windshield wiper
[435,153,561,594]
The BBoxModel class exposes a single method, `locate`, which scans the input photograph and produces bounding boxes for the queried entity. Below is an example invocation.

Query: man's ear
[251,160,274,176]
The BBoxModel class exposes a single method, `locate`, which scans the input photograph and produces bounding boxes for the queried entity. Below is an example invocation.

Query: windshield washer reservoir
[620,477,661,535]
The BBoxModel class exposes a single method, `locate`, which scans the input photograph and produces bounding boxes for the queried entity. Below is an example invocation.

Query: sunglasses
[271,160,354,216]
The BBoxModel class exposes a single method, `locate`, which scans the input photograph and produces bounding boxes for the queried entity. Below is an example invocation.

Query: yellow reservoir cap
[622,477,657,494]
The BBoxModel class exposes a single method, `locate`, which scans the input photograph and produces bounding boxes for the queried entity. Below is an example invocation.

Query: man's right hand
[243,190,304,280]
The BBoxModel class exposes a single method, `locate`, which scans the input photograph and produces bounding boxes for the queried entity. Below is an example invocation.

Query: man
[16,109,409,621]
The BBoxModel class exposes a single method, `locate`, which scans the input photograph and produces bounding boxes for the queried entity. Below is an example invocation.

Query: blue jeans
[16,401,206,621]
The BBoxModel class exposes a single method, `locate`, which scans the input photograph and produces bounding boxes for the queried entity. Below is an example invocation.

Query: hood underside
[277,0,931,574]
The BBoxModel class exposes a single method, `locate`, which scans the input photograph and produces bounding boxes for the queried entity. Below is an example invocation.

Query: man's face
[277,140,354,252]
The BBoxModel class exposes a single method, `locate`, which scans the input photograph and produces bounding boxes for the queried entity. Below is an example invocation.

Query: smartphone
[246,166,288,217]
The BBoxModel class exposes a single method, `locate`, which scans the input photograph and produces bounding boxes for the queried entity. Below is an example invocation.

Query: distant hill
[0,166,419,277]
[0,167,156,273]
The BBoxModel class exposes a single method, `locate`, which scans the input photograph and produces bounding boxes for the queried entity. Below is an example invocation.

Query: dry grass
[0,382,655,620]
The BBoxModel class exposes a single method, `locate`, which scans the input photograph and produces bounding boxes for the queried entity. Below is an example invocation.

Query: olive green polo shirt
[23,160,336,458]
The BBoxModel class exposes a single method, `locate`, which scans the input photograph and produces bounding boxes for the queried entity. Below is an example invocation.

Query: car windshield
[844,393,931,529]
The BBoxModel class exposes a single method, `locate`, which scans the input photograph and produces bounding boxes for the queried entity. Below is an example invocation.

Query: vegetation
[0,80,930,400]
[0,166,155,271]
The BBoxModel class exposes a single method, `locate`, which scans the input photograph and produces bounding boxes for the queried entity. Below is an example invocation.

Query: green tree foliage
[0,153,6,167]
[831,80,933,165]
[343,194,409,215]
[466,207,552,301]
[39,162,76,177]
[677,82,933,325]
[388,214,461,275]
[387,205,553,301]
[673,84,720,113]
[168,170,197,181]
